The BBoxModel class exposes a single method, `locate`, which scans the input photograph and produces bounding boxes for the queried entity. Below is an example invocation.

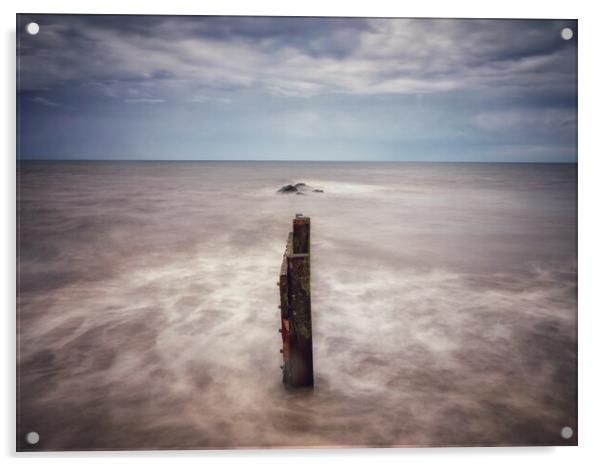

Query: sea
[17,161,577,449]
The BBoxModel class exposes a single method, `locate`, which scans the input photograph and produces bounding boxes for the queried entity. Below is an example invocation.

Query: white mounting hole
[26,431,40,445]
[26,22,40,35]
[560,426,573,439]
[561,27,573,41]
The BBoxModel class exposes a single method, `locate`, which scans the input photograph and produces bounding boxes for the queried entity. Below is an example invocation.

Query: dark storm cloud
[17,15,372,93]
[16,15,577,161]
[17,16,576,96]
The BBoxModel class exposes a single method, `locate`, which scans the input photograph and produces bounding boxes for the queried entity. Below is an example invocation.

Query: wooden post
[293,215,310,255]
[279,215,314,388]
[279,233,293,385]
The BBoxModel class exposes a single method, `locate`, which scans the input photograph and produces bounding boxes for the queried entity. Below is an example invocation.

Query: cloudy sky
[17,15,577,162]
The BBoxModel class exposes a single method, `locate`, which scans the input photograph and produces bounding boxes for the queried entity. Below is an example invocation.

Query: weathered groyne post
[279,214,314,388]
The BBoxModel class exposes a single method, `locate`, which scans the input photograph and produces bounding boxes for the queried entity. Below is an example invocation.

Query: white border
[3,1,601,465]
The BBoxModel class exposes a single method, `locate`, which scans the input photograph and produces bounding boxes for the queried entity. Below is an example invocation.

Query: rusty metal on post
[279,215,314,388]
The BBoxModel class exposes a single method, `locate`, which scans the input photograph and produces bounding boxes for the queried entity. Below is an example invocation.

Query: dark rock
[277,182,323,194]
[278,184,298,193]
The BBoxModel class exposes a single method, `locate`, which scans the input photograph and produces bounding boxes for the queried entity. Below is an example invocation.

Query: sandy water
[17,161,577,449]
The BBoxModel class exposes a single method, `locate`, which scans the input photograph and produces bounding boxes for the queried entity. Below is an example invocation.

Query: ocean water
[17,161,577,449]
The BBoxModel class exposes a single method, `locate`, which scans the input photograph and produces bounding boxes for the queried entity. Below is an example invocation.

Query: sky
[17,15,577,162]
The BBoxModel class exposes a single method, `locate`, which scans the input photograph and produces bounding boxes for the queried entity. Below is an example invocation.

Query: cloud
[30,96,59,107]
[16,15,578,162]
[186,95,232,104]
[124,98,165,104]
[17,16,577,99]
[473,107,577,132]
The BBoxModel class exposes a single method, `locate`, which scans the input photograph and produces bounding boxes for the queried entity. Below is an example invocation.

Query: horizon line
[17,159,578,164]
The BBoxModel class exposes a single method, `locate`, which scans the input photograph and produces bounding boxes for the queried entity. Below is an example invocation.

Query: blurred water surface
[17,161,577,449]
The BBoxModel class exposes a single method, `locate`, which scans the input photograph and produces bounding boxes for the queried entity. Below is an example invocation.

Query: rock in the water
[277,182,324,194]
[278,184,298,193]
